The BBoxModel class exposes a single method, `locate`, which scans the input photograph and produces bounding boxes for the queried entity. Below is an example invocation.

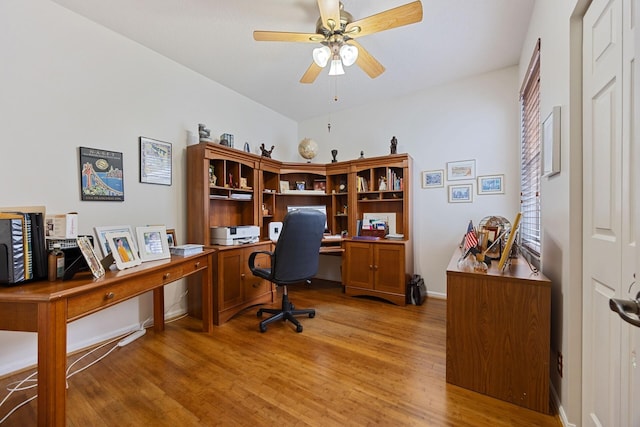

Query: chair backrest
[271,209,326,284]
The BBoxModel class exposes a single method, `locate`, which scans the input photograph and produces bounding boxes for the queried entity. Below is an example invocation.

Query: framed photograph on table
[94,225,137,258]
[477,174,504,195]
[447,159,476,181]
[448,184,473,203]
[76,236,105,278]
[421,170,444,188]
[166,228,177,247]
[136,225,171,262]
[105,231,142,270]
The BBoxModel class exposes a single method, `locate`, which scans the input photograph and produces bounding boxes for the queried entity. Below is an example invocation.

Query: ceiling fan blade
[300,62,324,84]
[345,1,423,38]
[253,31,323,43]
[317,0,341,31]
[348,40,385,78]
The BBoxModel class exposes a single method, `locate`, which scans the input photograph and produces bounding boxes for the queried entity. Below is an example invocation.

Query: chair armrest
[248,250,274,270]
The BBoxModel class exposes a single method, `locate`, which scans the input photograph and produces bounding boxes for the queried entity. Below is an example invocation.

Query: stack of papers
[170,244,204,256]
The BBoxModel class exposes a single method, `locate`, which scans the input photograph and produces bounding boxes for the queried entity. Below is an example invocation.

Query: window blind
[519,39,541,258]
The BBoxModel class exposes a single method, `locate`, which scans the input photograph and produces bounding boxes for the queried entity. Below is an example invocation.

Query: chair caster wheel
[296,325,303,333]
[309,312,315,318]
[260,325,267,333]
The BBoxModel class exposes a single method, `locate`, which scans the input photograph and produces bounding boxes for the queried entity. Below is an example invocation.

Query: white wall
[0,0,297,376]
[299,67,522,297]
[518,1,587,425]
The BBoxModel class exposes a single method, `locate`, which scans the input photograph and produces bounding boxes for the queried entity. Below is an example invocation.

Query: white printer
[210,225,260,246]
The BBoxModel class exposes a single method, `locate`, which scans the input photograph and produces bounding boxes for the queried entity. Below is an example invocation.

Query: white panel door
[583,0,623,425]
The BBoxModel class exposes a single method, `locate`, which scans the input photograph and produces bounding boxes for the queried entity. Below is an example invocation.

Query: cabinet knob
[252,283,260,288]
[105,292,115,300]
[369,265,373,270]
[194,262,200,268]
[241,273,245,279]
[163,273,170,280]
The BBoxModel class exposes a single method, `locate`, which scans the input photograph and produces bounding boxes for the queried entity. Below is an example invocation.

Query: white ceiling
[51,0,535,122]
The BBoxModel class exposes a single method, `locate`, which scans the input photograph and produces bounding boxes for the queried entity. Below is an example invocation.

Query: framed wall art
[446,159,476,181]
[140,137,172,185]
[105,231,141,270]
[542,106,561,177]
[94,225,137,258]
[136,225,171,262]
[421,170,444,188]
[448,184,473,203]
[477,174,504,195]
[79,147,124,201]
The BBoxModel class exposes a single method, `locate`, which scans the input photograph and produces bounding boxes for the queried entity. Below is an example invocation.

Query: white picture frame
[542,106,561,177]
[477,174,504,195]
[448,184,473,203]
[136,225,171,262]
[421,170,444,188]
[446,159,476,181]
[105,231,141,270]
[94,225,138,258]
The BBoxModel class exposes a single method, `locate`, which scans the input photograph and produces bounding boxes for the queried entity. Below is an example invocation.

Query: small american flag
[464,220,478,251]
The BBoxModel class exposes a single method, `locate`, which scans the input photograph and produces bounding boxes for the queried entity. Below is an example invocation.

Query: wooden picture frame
[94,225,137,258]
[498,212,522,271]
[477,174,504,194]
[136,225,171,262]
[166,228,177,247]
[448,184,473,203]
[421,170,444,188]
[105,231,142,270]
[139,137,172,186]
[446,159,476,181]
[76,236,105,278]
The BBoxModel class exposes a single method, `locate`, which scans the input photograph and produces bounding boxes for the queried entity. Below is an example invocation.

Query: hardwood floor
[0,282,562,426]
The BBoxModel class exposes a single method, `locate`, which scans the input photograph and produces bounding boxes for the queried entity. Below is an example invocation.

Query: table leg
[37,300,67,427]
[201,255,213,333]
[153,288,165,332]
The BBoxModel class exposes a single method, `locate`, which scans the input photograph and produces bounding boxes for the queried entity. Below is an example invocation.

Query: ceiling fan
[253,0,423,83]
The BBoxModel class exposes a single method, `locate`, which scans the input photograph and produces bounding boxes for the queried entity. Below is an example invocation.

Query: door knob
[610,291,640,327]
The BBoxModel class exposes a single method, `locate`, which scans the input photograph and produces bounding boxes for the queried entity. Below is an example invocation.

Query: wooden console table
[446,249,551,413]
[0,250,214,426]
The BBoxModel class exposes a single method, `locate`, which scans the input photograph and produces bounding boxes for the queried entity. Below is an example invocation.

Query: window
[519,39,541,260]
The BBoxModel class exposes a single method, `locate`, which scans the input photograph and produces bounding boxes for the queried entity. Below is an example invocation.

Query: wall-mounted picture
[79,147,124,201]
[448,184,473,203]
[105,231,141,270]
[94,225,138,258]
[421,170,444,188]
[136,225,171,262]
[76,236,105,279]
[166,228,177,247]
[140,137,172,186]
[477,174,504,194]
[542,106,561,177]
[446,159,476,181]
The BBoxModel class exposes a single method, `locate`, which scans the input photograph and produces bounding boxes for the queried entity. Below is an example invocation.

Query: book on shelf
[170,244,204,256]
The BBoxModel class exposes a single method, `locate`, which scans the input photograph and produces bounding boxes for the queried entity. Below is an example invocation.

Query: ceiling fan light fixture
[339,44,358,67]
[328,58,345,76]
[312,46,331,67]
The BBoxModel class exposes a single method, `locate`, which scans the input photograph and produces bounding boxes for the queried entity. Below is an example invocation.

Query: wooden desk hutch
[186,143,413,323]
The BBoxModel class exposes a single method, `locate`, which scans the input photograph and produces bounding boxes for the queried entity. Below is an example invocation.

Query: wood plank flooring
[0,282,562,426]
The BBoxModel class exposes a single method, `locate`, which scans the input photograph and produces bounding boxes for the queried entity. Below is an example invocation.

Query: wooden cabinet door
[373,243,404,294]
[242,245,271,301]
[218,249,243,310]
[345,242,374,289]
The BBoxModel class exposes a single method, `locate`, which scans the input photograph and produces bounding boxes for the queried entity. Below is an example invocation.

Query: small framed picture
[477,174,504,195]
[279,180,289,193]
[76,236,105,278]
[296,181,305,191]
[136,225,171,262]
[94,225,138,258]
[105,231,142,270]
[447,159,476,181]
[448,184,473,203]
[166,228,177,247]
[421,170,444,188]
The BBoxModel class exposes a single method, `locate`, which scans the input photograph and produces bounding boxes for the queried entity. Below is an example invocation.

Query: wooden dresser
[445,249,551,414]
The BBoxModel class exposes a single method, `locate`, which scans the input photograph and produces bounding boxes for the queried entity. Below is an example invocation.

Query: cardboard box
[45,213,78,239]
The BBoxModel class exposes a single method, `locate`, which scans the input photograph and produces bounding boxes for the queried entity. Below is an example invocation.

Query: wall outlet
[557,351,563,378]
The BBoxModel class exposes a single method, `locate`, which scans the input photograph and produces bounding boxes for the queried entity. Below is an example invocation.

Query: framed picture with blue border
[421,170,444,188]
[477,174,504,195]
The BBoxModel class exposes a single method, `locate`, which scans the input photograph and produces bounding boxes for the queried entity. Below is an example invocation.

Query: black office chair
[248,209,326,333]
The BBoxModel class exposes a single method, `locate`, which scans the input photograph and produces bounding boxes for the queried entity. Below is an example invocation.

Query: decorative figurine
[209,165,217,186]
[359,151,365,159]
[378,176,387,191]
[244,142,251,153]
[260,143,275,158]
[331,149,338,163]
[390,136,398,154]
[199,123,213,143]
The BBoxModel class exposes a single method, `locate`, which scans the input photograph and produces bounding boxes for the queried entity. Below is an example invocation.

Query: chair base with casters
[248,209,326,333]
[257,282,315,333]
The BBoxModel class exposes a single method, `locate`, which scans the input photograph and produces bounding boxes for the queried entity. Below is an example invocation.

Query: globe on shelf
[298,137,318,162]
